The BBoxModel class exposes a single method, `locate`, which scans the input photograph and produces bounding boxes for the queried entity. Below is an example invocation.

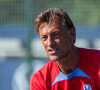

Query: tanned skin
[39,20,80,75]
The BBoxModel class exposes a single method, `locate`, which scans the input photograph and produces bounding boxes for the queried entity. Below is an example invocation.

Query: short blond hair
[34,8,75,33]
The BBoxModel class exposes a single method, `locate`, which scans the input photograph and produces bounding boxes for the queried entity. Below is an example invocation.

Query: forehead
[39,22,66,35]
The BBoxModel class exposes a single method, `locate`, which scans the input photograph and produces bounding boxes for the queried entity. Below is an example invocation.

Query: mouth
[48,48,59,55]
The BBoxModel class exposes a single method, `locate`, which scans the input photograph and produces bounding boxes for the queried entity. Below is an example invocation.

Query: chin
[49,56,60,61]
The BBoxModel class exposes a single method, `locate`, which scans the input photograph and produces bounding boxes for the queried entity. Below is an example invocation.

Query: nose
[47,36,54,47]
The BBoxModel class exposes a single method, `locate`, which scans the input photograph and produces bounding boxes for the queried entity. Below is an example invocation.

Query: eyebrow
[51,30,60,34]
[40,29,60,36]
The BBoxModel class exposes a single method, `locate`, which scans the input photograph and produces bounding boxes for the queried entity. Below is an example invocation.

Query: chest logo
[83,84,91,90]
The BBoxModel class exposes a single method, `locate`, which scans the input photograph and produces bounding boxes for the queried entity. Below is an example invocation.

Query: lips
[48,48,59,54]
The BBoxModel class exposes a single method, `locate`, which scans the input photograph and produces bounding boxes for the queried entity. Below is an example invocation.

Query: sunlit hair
[34,8,75,34]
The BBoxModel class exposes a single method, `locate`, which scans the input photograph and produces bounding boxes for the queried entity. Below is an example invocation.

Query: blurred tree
[0,0,100,25]
[0,0,24,23]
[0,0,14,3]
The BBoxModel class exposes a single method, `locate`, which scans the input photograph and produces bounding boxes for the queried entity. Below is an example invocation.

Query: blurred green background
[0,0,100,90]
[0,0,100,25]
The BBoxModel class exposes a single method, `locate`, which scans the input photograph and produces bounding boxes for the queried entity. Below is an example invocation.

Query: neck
[56,47,80,75]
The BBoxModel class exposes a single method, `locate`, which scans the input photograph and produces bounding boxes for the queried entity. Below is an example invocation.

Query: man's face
[39,21,75,61]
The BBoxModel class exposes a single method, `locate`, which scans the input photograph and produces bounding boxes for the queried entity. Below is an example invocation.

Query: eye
[41,35,47,41]
[52,33,59,37]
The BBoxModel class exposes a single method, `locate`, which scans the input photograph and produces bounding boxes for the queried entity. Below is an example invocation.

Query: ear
[69,28,76,43]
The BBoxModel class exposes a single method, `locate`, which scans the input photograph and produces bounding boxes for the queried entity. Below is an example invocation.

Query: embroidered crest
[83,84,91,90]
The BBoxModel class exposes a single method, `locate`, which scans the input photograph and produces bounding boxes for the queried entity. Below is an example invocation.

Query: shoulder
[79,48,100,73]
[32,60,58,77]
[80,48,100,55]
[30,60,59,89]
[30,61,52,89]
[80,48,100,64]
[31,60,52,81]
[80,48,100,60]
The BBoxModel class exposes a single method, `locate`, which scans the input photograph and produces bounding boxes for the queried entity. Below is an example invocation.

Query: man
[30,8,100,90]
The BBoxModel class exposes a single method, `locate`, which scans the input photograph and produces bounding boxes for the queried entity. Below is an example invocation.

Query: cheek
[42,41,47,50]
[59,37,68,45]
[54,39,60,44]
[59,38,71,49]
